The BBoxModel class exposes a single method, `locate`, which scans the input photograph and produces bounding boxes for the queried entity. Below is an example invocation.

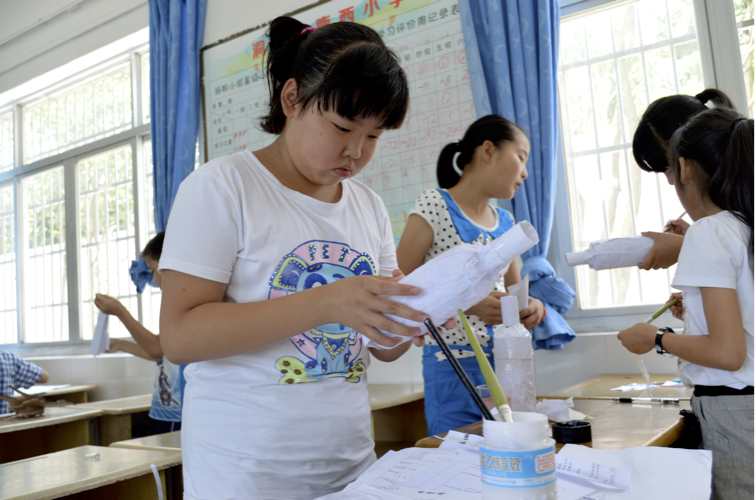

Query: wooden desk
[111,431,181,453]
[368,383,425,456]
[77,394,151,445]
[25,384,96,404]
[541,373,692,400]
[0,445,181,500]
[415,398,689,449]
[0,406,101,463]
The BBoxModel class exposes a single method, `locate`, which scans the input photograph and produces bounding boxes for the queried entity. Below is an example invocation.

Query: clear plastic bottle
[493,296,536,412]
[565,236,653,270]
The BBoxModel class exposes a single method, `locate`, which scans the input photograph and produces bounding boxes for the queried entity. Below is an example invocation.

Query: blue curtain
[150,0,207,231]
[460,0,576,349]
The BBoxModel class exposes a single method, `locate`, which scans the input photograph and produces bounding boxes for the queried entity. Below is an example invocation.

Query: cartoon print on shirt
[268,240,376,384]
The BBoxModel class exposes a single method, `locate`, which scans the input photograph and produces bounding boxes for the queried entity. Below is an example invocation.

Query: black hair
[668,108,753,253]
[633,89,733,173]
[142,232,165,261]
[260,17,409,134]
[436,114,525,189]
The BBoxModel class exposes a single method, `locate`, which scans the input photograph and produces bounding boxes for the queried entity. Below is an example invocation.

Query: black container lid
[552,420,592,444]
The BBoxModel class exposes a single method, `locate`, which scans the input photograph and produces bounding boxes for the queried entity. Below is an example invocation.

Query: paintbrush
[423,319,495,421]
[458,310,513,423]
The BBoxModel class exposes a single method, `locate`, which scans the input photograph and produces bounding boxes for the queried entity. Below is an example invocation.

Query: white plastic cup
[481,412,556,500]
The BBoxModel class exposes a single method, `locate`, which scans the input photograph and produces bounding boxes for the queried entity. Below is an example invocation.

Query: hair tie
[300,26,315,36]
[452,151,464,176]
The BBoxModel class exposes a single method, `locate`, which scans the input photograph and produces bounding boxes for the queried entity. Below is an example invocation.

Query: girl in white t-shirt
[158,17,428,500]
[619,108,753,500]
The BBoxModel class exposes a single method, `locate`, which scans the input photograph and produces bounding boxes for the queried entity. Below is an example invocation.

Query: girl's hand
[106,338,123,353]
[617,323,657,354]
[466,292,507,325]
[94,294,126,318]
[664,218,690,235]
[638,232,683,270]
[669,292,684,320]
[322,274,428,348]
[520,297,546,330]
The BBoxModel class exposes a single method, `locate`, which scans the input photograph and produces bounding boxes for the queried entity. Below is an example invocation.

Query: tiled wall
[30,333,678,401]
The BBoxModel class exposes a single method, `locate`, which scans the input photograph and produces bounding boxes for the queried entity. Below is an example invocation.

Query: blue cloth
[149,0,207,231]
[459,0,575,349]
[437,189,514,242]
[0,352,43,414]
[129,258,153,294]
[423,345,494,436]
[149,359,185,423]
[522,257,576,349]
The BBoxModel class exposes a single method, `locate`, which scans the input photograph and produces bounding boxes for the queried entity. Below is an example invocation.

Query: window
[77,145,137,340]
[0,184,16,343]
[22,167,68,343]
[0,111,13,172]
[22,63,133,164]
[734,0,754,113]
[556,0,750,325]
[558,0,695,310]
[0,32,168,348]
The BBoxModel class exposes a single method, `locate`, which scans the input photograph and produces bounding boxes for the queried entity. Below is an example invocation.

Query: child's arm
[618,287,747,371]
[95,294,162,360]
[396,214,433,275]
[160,271,428,364]
[108,338,157,362]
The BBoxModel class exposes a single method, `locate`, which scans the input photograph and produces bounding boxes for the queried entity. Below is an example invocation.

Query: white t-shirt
[672,211,754,389]
[160,151,397,500]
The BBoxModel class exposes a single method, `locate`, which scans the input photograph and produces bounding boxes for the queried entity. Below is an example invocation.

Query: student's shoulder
[686,211,750,258]
[180,151,254,192]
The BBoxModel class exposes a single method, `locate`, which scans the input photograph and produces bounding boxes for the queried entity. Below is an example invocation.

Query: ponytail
[669,108,754,254]
[633,88,734,173]
[261,17,408,135]
[437,115,524,189]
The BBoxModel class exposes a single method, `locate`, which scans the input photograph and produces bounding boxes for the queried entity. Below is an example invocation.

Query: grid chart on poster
[201,0,476,239]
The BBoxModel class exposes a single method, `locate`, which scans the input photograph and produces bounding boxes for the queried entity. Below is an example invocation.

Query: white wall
[203,0,311,46]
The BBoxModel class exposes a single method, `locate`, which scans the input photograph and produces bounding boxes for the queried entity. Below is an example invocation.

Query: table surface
[24,384,96,398]
[0,445,181,500]
[416,397,690,449]
[540,373,693,400]
[110,431,182,452]
[368,383,424,411]
[0,406,102,434]
[75,394,152,415]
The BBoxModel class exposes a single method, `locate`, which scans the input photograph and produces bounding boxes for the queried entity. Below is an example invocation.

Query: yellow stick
[458,310,513,422]
[647,297,678,323]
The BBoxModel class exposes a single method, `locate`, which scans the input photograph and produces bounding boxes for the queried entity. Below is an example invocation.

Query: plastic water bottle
[565,236,653,270]
[481,412,557,499]
[493,296,536,412]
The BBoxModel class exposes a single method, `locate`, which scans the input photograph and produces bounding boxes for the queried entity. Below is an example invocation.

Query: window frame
[1,44,155,355]
[551,0,749,332]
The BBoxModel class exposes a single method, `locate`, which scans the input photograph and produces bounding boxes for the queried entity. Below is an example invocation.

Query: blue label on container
[481,445,556,489]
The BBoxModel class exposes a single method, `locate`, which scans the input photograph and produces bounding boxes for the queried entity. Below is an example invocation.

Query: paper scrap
[91,312,110,356]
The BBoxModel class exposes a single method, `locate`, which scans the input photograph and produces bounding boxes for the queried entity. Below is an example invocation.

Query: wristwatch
[655,327,674,355]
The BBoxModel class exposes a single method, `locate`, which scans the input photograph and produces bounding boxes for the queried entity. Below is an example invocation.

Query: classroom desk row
[0,375,689,499]
[0,384,425,464]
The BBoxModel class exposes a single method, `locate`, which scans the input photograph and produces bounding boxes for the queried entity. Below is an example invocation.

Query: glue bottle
[481,412,557,499]
[493,296,536,412]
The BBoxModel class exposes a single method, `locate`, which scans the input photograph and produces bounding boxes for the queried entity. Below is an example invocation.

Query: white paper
[556,445,712,500]
[91,312,110,356]
[535,398,586,422]
[565,236,653,270]
[370,221,538,348]
[508,275,530,311]
[557,445,631,491]
[557,479,602,500]
[23,384,71,395]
